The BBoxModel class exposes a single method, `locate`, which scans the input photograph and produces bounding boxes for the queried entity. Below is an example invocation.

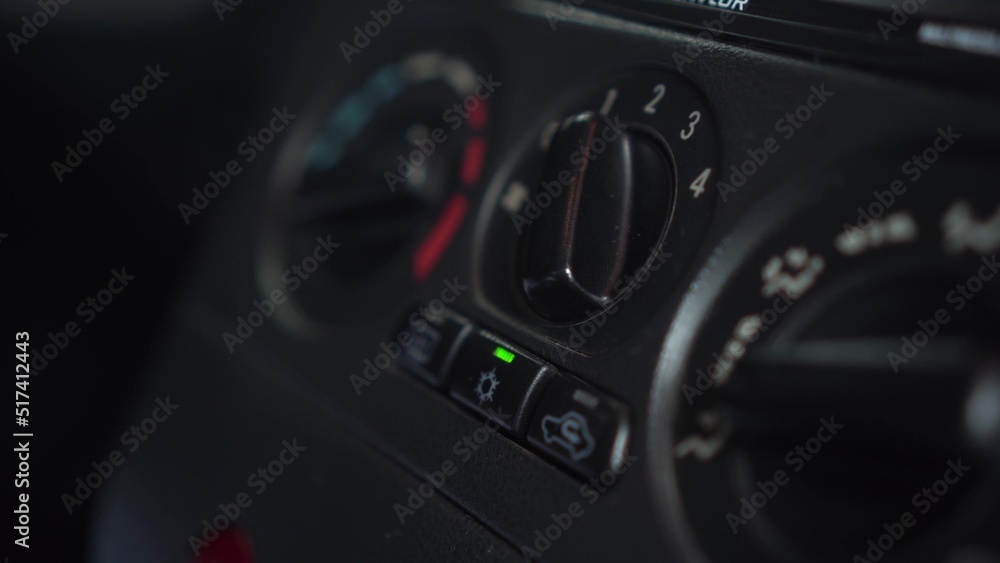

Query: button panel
[393,304,631,478]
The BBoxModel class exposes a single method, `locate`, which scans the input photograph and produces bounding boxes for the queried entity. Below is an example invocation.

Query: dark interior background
[3,2,293,558]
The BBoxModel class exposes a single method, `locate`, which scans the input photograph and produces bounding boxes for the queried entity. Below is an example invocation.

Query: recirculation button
[527,373,631,479]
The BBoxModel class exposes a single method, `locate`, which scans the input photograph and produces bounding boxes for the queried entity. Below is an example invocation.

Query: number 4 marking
[689,168,711,198]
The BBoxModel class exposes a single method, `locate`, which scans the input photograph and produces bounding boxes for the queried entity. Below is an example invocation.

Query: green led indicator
[493,346,515,364]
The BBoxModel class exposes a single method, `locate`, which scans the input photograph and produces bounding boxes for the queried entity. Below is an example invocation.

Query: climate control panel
[92,2,1000,562]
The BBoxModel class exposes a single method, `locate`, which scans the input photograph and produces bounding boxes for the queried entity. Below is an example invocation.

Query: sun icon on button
[475,368,500,404]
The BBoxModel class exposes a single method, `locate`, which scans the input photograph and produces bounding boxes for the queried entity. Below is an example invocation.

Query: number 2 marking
[643,84,666,114]
[680,110,701,140]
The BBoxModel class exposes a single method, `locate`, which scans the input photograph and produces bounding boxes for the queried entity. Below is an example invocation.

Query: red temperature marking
[412,194,469,282]
[460,137,486,187]
[468,101,488,131]
[194,527,255,563]
[411,100,487,282]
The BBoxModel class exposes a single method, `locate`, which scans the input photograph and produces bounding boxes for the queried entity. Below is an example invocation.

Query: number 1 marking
[600,88,618,116]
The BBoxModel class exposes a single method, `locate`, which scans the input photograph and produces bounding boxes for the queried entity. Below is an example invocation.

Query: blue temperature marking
[307,64,407,173]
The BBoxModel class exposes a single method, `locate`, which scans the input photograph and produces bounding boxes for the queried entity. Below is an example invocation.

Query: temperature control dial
[260,51,493,328]
[476,68,720,346]
[521,112,673,321]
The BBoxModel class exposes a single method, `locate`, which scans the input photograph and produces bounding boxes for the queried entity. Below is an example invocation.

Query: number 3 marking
[680,110,701,140]
[643,84,666,114]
